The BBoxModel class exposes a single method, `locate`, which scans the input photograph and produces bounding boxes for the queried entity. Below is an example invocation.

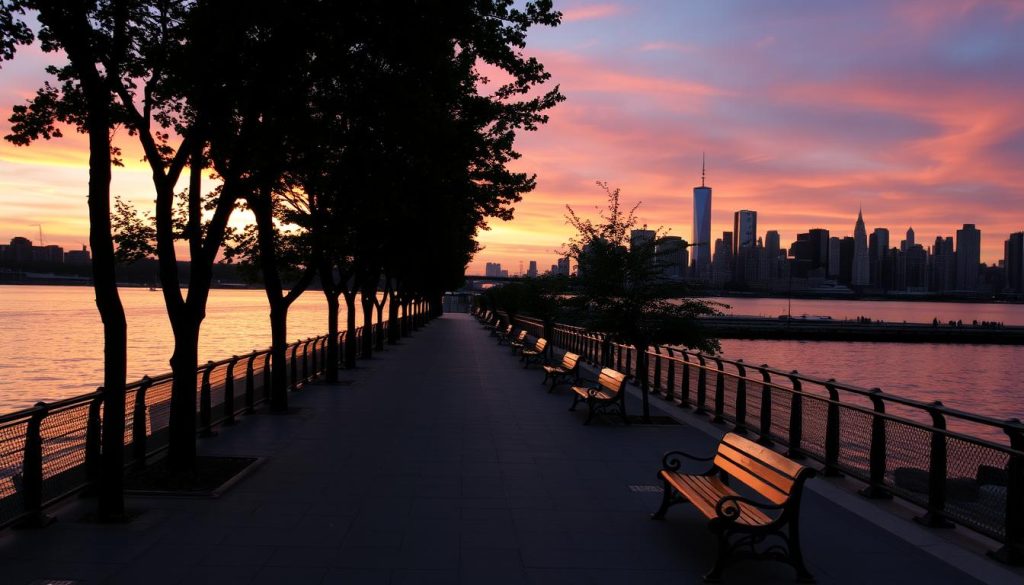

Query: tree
[2,0,141,519]
[563,182,723,422]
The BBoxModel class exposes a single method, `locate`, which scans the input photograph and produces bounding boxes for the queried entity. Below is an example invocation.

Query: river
[1,286,1021,421]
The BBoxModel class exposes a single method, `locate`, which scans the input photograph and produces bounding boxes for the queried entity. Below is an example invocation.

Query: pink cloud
[561,3,623,23]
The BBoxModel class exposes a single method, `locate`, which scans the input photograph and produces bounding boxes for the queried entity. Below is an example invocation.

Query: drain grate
[31,580,84,585]
[628,484,664,493]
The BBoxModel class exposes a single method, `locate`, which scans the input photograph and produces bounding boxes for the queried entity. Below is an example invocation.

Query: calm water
[0,285,357,412]
[1,286,1021,423]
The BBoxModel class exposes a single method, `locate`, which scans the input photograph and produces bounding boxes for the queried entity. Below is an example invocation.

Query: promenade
[0,314,1015,584]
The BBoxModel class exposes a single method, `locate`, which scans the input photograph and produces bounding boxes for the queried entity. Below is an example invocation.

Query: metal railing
[507,313,1023,564]
[0,310,418,530]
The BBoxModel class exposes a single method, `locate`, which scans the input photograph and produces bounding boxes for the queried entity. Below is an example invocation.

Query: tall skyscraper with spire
[691,154,712,279]
[851,208,870,286]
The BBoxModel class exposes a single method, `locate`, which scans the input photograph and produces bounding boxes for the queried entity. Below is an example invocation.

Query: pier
[699,315,1024,344]
[0,313,1019,584]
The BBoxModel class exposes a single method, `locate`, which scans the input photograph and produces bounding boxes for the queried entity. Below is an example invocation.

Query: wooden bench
[520,338,547,368]
[495,324,514,344]
[651,433,817,583]
[507,330,528,353]
[541,351,580,391]
[569,367,628,425]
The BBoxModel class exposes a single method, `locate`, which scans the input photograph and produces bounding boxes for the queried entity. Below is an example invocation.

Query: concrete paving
[0,313,1012,584]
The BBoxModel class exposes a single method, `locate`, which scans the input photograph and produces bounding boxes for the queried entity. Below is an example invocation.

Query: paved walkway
[0,314,1013,584]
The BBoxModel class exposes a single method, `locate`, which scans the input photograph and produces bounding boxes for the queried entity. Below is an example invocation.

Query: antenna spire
[701,152,706,187]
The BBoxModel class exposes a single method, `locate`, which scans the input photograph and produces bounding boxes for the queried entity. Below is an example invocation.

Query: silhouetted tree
[563,182,722,422]
[2,0,141,519]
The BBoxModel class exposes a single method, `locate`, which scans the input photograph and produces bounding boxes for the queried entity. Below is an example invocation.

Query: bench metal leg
[703,531,729,583]
[790,523,815,583]
[651,477,679,520]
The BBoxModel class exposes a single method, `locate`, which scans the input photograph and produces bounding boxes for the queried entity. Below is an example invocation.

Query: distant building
[901,227,915,252]
[556,256,571,276]
[712,231,733,285]
[485,262,503,277]
[691,157,712,279]
[869,228,889,287]
[732,210,757,256]
[64,245,91,265]
[630,229,656,253]
[851,209,870,286]
[0,236,69,266]
[827,237,841,278]
[955,224,981,291]
[789,229,829,278]
[1005,232,1024,293]
[656,236,688,281]
[839,237,854,285]
[526,260,538,278]
[930,236,955,292]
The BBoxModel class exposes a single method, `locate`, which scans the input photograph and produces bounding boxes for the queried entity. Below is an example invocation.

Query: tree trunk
[268,303,289,411]
[166,315,200,470]
[374,301,385,351]
[87,103,127,520]
[325,293,340,382]
[343,291,358,368]
[361,291,374,359]
[388,292,400,344]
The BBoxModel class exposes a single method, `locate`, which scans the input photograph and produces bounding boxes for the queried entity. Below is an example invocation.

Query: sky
[0,1,1022,274]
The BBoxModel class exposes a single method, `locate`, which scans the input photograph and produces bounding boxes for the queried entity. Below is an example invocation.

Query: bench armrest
[714,495,784,523]
[661,450,714,471]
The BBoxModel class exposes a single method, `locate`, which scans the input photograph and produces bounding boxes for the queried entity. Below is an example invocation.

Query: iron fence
[0,307,416,530]
[505,313,1023,563]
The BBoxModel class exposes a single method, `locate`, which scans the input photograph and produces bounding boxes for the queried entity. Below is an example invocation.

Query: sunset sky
[1,1,1022,275]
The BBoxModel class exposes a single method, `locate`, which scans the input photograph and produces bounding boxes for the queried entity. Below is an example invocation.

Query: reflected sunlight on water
[0,285,373,411]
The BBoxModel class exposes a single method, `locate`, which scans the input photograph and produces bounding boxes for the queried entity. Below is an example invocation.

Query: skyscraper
[851,209,870,286]
[931,236,955,292]
[1005,232,1024,293]
[732,210,757,255]
[869,228,890,287]
[955,224,981,291]
[691,155,712,279]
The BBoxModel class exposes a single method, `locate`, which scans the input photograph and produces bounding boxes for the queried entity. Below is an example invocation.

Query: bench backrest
[597,367,627,395]
[532,338,548,352]
[502,324,513,335]
[513,330,527,343]
[560,352,580,370]
[713,433,810,505]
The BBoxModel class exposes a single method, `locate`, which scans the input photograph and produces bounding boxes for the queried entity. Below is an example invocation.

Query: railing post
[823,379,844,477]
[712,357,725,423]
[19,402,51,526]
[990,418,1024,565]
[310,338,318,378]
[290,341,299,390]
[263,352,272,401]
[915,401,955,528]
[860,389,892,499]
[199,361,215,437]
[301,339,310,382]
[679,353,691,409]
[733,360,748,435]
[223,357,237,426]
[625,345,633,378]
[85,391,103,487]
[757,365,774,446]
[245,352,257,413]
[695,354,708,415]
[664,347,676,402]
[132,376,153,464]
[787,371,805,459]
[651,347,662,396]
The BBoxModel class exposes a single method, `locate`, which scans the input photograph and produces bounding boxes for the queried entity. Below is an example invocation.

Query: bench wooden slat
[661,471,773,527]
[713,453,791,506]
[722,433,805,478]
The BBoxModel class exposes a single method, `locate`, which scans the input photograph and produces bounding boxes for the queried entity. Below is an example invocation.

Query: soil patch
[124,455,261,497]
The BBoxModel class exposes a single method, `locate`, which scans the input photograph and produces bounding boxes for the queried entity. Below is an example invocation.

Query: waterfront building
[691,157,712,279]
[901,226,915,252]
[526,260,538,278]
[827,237,841,278]
[1006,232,1024,293]
[930,236,955,292]
[64,245,91,265]
[732,210,757,255]
[765,230,782,281]
[711,232,733,285]
[851,209,870,286]
[630,229,656,252]
[839,237,854,285]
[869,227,889,287]
[655,236,688,281]
[955,224,981,291]
[789,229,829,278]
[556,256,571,276]
[485,262,503,277]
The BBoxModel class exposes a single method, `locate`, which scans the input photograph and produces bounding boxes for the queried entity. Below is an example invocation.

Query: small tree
[563,182,722,422]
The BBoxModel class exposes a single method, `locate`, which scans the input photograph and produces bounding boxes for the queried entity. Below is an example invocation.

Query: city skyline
[1,1,1023,275]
